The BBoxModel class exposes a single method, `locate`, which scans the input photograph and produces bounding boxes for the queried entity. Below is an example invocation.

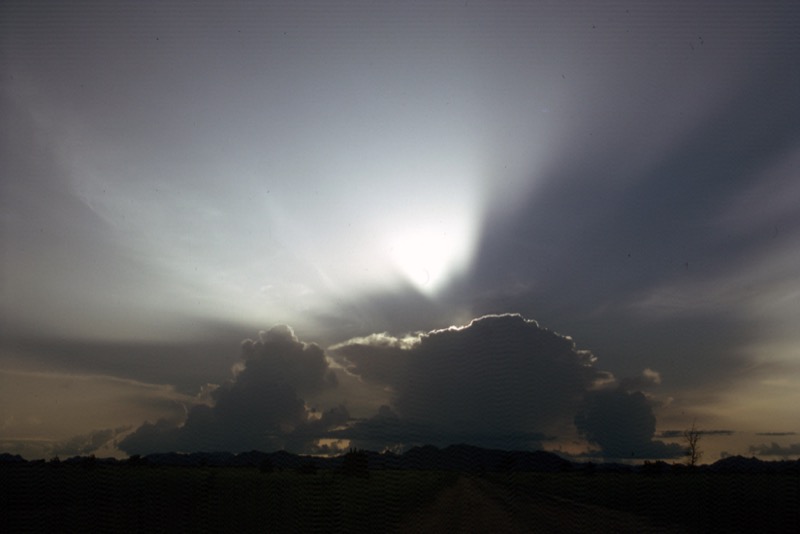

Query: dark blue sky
[2,0,799,460]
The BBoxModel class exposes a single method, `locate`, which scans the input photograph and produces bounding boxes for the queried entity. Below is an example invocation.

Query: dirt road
[396,475,682,533]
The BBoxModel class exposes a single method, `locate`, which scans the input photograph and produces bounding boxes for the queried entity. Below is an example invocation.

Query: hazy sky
[2,0,799,461]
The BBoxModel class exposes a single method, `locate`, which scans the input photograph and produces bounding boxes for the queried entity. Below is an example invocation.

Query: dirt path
[396,475,682,533]
[396,475,527,533]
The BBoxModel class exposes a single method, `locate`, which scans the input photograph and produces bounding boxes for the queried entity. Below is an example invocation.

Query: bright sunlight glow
[387,221,476,296]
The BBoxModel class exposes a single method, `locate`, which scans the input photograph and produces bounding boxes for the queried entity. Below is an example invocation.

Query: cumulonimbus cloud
[333,314,601,441]
[574,388,684,459]
[121,315,678,457]
[333,314,680,457]
[332,314,667,454]
[119,325,342,455]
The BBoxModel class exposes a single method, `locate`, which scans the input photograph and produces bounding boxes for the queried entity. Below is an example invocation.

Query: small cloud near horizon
[748,442,800,458]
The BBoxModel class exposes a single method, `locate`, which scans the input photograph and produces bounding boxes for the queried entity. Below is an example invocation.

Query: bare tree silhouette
[684,420,703,467]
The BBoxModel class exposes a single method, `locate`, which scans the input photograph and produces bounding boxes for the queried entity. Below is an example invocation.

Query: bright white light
[387,220,475,296]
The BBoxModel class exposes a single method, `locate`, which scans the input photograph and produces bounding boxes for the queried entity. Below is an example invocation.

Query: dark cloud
[699,430,735,436]
[238,325,337,396]
[333,405,546,453]
[658,429,736,439]
[755,432,796,437]
[749,442,800,458]
[329,405,424,452]
[574,388,683,459]
[333,314,680,453]
[119,326,341,455]
[113,315,687,458]
[285,405,350,453]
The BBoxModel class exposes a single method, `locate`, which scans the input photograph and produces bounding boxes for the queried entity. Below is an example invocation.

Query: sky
[1,0,799,461]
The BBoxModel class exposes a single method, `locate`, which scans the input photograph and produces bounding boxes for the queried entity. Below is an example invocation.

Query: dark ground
[2,463,799,532]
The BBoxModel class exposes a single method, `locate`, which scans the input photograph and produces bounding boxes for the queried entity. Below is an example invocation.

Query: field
[483,471,800,532]
[2,463,799,532]
[1,463,456,532]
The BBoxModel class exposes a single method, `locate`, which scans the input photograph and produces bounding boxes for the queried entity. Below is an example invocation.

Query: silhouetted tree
[684,420,703,467]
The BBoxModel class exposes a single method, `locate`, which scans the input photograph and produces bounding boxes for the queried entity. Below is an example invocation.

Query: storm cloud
[333,315,600,444]
[332,314,673,454]
[119,325,342,455]
[115,315,681,456]
[574,388,683,460]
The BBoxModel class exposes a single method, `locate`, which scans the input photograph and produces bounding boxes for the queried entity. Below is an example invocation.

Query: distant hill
[3,446,799,474]
[123,445,574,472]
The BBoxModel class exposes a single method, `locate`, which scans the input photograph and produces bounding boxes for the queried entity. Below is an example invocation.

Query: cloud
[574,388,684,459]
[284,405,350,453]
[333,314,627,451]
[336,405,546,453]
[748,442,800,458]
[119,325,341,455]
[0,368,190,455]
[658,429,736,438]
[51,426,131,458]
[238,325,337,396]
[755,432,796,436]
[618,368,662,391]
[118,315,683,457]
[116,419,183,456]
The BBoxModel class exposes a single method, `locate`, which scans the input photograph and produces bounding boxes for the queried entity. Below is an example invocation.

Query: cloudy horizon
[2,0,799,461]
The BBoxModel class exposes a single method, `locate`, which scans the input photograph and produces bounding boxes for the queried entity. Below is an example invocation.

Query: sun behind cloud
[386,213,478,296]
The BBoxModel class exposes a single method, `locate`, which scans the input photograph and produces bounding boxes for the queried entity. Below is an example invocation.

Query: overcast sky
[2,0,799,461]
